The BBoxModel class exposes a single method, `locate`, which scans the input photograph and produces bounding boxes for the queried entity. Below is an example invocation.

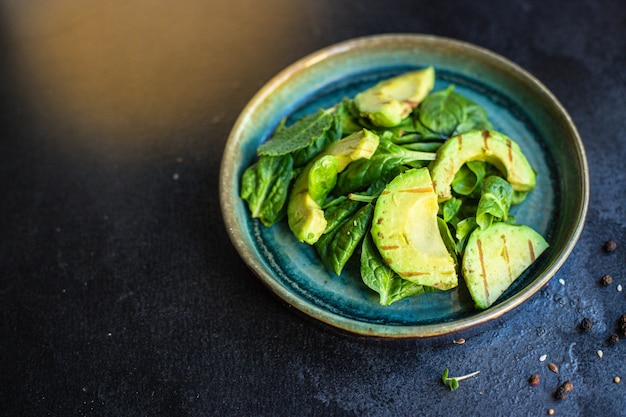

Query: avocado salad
[240,67,548,310]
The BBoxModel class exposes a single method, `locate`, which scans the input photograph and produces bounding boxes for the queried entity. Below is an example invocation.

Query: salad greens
[240,68,548,309]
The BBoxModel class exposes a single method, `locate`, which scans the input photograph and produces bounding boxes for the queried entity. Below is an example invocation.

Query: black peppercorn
[600,274,613,286]
[608,333,620,345]
[555,381,573,400]
[620,314,626,325]
[580,317,593,332]
[604,240,618,252]
[529,373,540,386]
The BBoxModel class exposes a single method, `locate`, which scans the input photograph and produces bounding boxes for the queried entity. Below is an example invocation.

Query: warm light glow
[1,0,301,154]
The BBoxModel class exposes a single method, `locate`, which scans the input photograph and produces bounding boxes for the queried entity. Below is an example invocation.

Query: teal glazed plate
[219,34,588,339]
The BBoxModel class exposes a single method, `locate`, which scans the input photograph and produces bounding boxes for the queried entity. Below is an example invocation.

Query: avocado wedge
[354,67,435,128]
[371,167,458,290]
[462,222,549,309]
[429,129,536,202]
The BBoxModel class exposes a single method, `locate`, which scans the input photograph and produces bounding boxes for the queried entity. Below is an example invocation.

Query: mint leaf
[258,109,335,156]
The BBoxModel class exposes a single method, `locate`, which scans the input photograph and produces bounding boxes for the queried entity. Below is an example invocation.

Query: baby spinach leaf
[315,203,373,275]
[476,176,514,229]
[455,216,478,254]
[241,154,294,227]
[334,156,409,196]
[437,217,459,262]
[322,197,362,235]
[441,197,463,225]
[452,161,487,197]
[417,85,492,138]
[360,234,432,306]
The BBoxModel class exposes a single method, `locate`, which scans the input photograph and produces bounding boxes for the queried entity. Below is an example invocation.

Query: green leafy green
[417,85,492,137]
[451,161,487,197]
[476,176,514,229]
[241,154,294,227]
[321,197,362,235]
[437,217,459,263]
[258,109,336,157]
[441,197,462,225]
[454,216,478,254]
[360,234,432,306]
[315,204,373,275]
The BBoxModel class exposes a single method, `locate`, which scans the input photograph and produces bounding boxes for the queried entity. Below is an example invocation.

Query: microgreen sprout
[441,368,480,390]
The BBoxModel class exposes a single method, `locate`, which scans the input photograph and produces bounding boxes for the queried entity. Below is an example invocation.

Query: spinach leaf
[451,161,487,197]
[402,140,445,153]
[437,217,459,262]
[334,156,409,196]
[257,108,336,157]
[336,98,365,136]
[360,234,431,306]
[322,197,362,235]
[417,85,492,138]
[476,176,514,229]
[241,154,294,227]
[455,216,478,254]
[315,203,373,275]
[441,196,462,226]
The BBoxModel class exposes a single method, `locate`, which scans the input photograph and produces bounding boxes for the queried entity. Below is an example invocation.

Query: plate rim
[219,33,589,339]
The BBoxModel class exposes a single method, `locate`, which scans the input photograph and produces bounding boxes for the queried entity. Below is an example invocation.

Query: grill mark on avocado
[528,239,536,262]
[477,239,490,300]
[501,234,512,281]
[506,138,513,164]
[482,129,490,151]
[380,245,400,250]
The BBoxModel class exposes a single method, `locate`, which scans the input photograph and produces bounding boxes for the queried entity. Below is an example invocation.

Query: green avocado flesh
[462,222,549,309]
[371,167,458,290]
[354,67,435,128]
[429,129,536,202]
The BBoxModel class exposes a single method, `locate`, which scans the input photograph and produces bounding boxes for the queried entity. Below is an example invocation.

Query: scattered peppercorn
[620,314,626,325]
[600,274,613,286]
[580,317,593,332]
[608,333,620,345]
[529,373,540,386]
[603,240,617,252]
[614,376,621,383]
[548,363,559,373]
[547,409,555,416]
[555,381,572,400]
[621,323,626,337]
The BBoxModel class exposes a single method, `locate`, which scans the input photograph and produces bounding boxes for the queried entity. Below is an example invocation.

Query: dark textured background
[1,1,625,416]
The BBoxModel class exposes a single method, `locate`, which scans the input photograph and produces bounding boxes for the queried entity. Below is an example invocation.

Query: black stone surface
[1,1,625,416]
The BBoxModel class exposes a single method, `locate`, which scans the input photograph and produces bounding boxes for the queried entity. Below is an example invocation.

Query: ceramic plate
[219,34,588,339]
